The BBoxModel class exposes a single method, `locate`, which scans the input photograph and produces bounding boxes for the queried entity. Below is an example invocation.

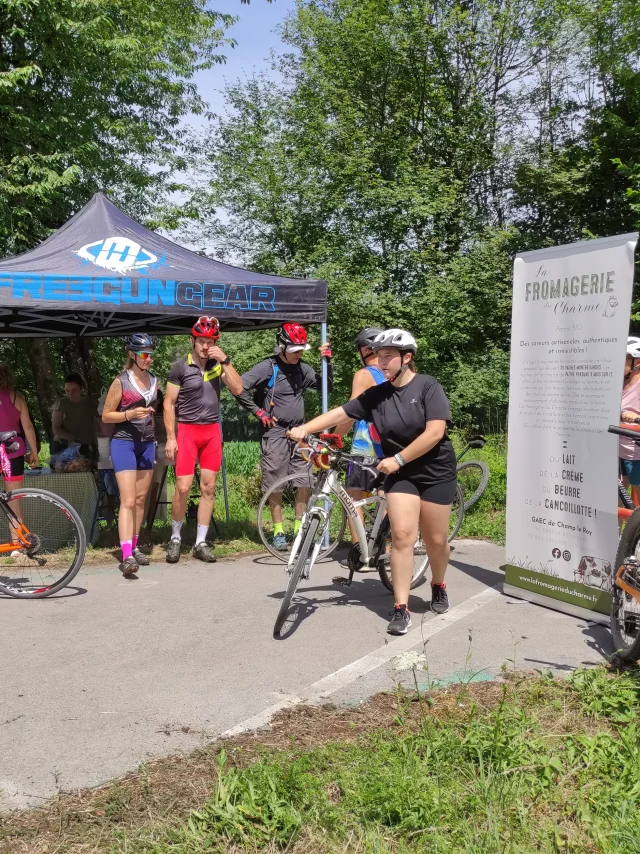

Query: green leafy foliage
[0,0,233,255]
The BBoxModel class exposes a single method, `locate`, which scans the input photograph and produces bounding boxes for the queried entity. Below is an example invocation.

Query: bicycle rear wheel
[377,483,465,593]
[0,488,86,599]
[457,460,490,511]
[258,471,347,562]
[274,516,321,635]
[611,508,640,660]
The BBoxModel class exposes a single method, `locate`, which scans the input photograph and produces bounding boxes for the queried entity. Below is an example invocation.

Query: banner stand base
[503,583,609,625]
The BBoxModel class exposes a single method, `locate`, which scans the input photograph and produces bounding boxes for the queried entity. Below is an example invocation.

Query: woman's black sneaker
[132,547,150,566]
[387,604,411,635]
[119,556,139,578]
[430,583,449,614]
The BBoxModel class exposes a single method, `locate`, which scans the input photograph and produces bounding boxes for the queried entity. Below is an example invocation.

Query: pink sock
[121,541,133,560]
[132,535,138,550]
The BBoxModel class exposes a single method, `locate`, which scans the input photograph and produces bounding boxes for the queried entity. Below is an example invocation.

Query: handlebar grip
[608,424,640,439]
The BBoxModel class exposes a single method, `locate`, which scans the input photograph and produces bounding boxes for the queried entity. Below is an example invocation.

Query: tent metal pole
[321,321,329,548]
[321,322,328,413]
[220,454,230,523]
[219,400,231,523]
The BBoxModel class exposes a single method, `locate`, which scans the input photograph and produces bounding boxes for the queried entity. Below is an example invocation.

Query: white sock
[195,523,209,546]
[171,519,183,541]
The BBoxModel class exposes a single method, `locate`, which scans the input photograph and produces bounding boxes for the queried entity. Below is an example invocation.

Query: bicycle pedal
[332,575,352,586]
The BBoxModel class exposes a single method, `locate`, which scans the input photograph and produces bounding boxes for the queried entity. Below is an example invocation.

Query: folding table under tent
[0,192,329,529]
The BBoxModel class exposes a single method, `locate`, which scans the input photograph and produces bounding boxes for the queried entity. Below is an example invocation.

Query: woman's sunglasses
[135,351,154,359]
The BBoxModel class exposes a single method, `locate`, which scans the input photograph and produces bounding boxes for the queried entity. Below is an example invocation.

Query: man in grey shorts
[234,323,333,549]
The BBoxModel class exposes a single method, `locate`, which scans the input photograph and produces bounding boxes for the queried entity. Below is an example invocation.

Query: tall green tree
[185,0,571,419]
[0,0,234,255]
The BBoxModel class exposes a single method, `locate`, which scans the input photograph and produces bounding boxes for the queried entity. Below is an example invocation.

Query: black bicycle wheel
[274,516,320,635]
[258,471,347,562]
[457,460,490,511]
[0,488,86,599]
[377,484,465,593]
[611,508,640,660]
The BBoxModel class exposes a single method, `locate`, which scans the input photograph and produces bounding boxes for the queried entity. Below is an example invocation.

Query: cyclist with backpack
[335,328,386,552]
[235,323,333,550]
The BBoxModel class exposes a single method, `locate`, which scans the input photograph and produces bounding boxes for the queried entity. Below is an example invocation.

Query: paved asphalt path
[0,540,612,810]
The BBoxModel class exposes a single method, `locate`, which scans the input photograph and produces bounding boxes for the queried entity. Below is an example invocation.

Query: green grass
[7,666,640,853]
[453,433,506,544]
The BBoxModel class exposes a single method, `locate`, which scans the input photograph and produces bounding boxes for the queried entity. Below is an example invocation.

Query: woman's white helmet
[371,329,418,354]
[627,337,640,359]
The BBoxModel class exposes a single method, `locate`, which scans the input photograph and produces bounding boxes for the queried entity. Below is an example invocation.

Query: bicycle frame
[287,466,386,573]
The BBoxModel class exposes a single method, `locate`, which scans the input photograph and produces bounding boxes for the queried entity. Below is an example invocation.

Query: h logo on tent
[76,236,158,274]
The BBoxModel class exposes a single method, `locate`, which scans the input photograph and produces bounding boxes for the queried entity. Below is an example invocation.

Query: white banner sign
[505,233,638,620]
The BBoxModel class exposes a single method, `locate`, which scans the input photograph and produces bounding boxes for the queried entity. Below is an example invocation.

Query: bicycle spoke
[0,490,84,597]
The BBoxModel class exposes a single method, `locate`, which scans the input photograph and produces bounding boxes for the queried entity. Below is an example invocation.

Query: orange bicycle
[0,431,86,599]
[607,423,640,659]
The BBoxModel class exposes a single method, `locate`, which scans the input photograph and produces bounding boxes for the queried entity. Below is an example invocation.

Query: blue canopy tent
[0,192,327,336]
[0,193,329,522]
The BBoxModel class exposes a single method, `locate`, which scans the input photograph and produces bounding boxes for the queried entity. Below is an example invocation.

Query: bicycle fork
[286,476,336,576]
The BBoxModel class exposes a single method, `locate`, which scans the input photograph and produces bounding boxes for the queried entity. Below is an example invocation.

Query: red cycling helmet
[191,316,220,340]
[277,322,310,351]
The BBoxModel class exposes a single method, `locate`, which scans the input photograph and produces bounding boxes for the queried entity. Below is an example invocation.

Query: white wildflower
[394,651,427,672]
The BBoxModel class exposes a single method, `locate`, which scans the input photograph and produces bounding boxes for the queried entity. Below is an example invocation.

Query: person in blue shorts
[102,333,157,577]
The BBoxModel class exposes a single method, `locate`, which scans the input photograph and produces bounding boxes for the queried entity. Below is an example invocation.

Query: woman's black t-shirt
[342,374,456,485]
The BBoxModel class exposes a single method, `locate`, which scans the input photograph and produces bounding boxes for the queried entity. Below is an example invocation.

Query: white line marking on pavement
[221,584,501,739]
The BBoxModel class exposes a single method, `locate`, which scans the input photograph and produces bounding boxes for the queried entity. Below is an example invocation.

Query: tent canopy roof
[0,194,327,337]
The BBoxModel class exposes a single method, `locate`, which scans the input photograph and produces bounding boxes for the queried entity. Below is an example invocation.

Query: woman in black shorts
[288,328,456,635]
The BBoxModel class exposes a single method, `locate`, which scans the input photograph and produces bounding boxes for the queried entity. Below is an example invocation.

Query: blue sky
[192,0,297,121]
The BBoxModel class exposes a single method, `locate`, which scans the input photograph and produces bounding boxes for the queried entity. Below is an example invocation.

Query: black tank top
[112,371,157,443]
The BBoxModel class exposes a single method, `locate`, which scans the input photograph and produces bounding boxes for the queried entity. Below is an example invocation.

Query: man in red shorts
[164,316,243,563]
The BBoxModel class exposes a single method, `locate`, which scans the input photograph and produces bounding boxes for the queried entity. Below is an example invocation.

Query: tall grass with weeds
[17,665,639,853]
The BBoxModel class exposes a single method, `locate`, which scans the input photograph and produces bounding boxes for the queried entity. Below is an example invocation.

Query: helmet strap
[390,352,410,383]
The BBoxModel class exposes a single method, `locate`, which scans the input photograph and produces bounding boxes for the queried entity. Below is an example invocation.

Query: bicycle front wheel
[611,508,640,660]
[0,488,86,599]
[274,516,321,635]
[258,471,347,562]
[377,483,465,593]
[457,460,490,511]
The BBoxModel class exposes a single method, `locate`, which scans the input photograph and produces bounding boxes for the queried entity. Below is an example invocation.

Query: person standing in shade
[51,373,98,459]
[234,323,333,550]
[0,363,40,554]
[164,316,243,563]
[101,334,157,577]
[335,328,385,556]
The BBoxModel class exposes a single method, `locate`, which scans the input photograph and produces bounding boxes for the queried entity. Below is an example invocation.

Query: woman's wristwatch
[394,453,406,467]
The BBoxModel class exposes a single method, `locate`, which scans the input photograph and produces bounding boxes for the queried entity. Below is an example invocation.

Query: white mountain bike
[273,434,464,635]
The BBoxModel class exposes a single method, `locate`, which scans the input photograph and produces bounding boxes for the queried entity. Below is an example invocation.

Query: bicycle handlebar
[608,423,640,440]
[296,434,380,475]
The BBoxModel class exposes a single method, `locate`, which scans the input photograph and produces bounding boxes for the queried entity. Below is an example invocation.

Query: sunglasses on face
[135,351,153,359]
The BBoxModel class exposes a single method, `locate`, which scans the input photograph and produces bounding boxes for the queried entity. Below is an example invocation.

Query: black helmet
[355,327,384,350]
[126,332,155,352]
